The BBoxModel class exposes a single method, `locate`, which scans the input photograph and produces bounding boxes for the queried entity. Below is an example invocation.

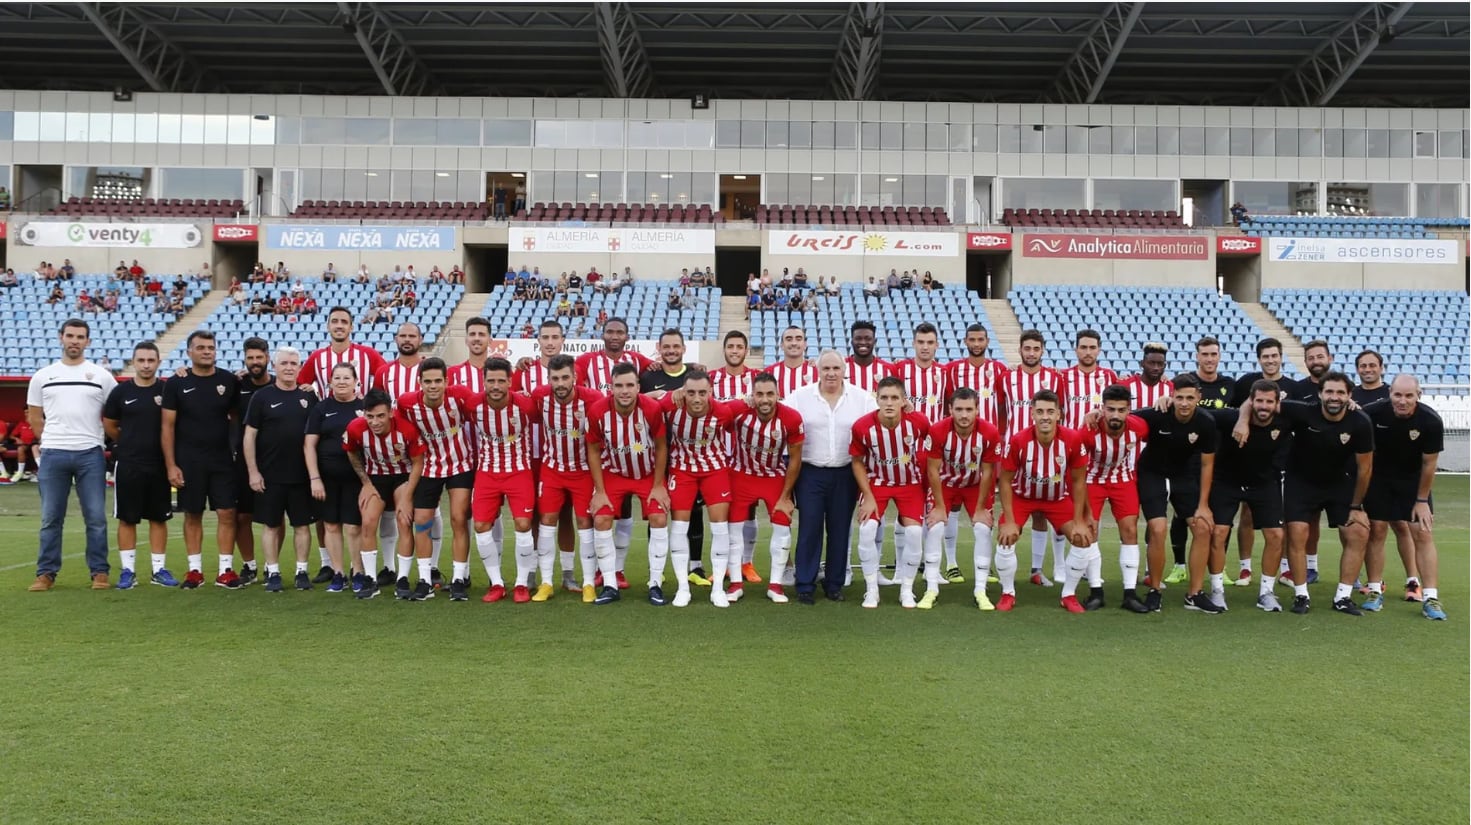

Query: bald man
[1360,375,1445,619]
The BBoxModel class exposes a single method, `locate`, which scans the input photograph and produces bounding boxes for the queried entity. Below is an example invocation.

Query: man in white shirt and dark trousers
[786,350,877,604]
[27,319,118,591]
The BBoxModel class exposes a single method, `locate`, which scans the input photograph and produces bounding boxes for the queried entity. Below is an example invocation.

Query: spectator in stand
[449,264,465,285]
[429,265,445,283]
[195,262,211,282]
[704,266,714,283]
[173,274,189,295]
[586,268,602,291]
[555,272,569,295]
[60,259,75,280]
[402,287,417,311]
[290,291,308,314]
[272,292,289,315]
[263,267,277,286]
[513,182,526,214]
[790,291,806,313]
[621,266,635,286]
[145,277,163,299]
[155,293,173,314]
[794,268,809,289]
[567,270,583,294]
[863,276,881,298]
[115,261,130,280]
[166,292,185,316]
[128,260,145,280]
[322,262,338,282]
[273,261,289,278]
[504,267,519,287]
[689,268,706,288]
[0,186,10,210]
[302,295,319,315]
[538,278,556,301]
[229,280,247,306]
[746,289,761,317]
[667,289,684,310]
[75,290,92,313]
[361,304,383,326]
[899,270,915,290]
[102,291,119,313]
[492,183,508,219]
[519,264,532,279]
[6,413,37,482]
[886,270,900,292]
[1,269,17,289]
[1230,201,1249,225]
[759,269,773,291]
[572,297,588,318]
[595,308,609,330]
[825,275,840,297]
[405,265,417,281]
[922,271,936,291]
[774,290,790,311]
[354,264,370,284]
[512,279,529,302]
[519,322,535,338]
[678,268,691,289]
[556,295,572,316]
[778,268,793,289]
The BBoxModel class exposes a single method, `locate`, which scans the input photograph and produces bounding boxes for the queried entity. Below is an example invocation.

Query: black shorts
[1364,475,1431,523]
[1283,473,1355,528]
[371,473,411,508]
[176,458,237,513]
[113,461,173,524]
[1209,481,1284,529]
[315,471,363,526]
[254,481,316,528]
[233,457,256,514]
[1138,470,1199,521]
[412,470,474,511]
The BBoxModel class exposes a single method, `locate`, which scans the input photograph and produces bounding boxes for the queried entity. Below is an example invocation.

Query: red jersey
[576,349,653,393]
[447,360,485,395]
[660,397,735,474]
[471,393,535,474]
[374,360,421,406]
[944,358,1009,427]
[764,360,818,397]
[1059,365,1121,430]
[343,416,424,476]
[586,394,665,480]
[512,360,555,458]
[709,367,752,403]
[394,385,478,478]
[845,357,893,394]
[727,401,805,478]
[1085,415,1150,484]
[929,417,1003,489]
[1001,366,1063,441]
[1003,427,1089,502]
[892,358,949,423]
[849,410,931,488]
[1122,375,1175,410]
[299,342,386,398]
[530,385,603,473]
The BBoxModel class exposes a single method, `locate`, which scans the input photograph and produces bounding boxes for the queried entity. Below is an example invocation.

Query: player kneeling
[343,389,425,599]
[851,377,931,609]
[925,388,1003,610]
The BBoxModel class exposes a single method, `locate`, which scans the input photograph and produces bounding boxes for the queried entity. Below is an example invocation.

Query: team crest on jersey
[1270,429,1280,440]
[299,398,308,408]
[980,388,992,399]
[631,442,645,453]
[1050,472,1063,483]
[355,409,365,418]
[1409,429,1420,441]
[965,461,979,471]
[154,396,162,406]
[1187,433,1198,444]
[1090,394,1102,405]
[216,385,226,395]
[1339,432,1350,444]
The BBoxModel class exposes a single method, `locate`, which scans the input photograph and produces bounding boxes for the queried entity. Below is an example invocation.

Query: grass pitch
[0,477,1465,825]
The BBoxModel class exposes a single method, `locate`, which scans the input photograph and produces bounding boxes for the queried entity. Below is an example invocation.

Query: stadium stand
[291,200,489,221]
[748,283,997,362]
[1002,208,1186,229]
[481,283,719,341]
[162,281,462,373]
[1239,215,1470,238]
[0,274,209,375]
[47,197,246,218]
[520,202,721,224]
[754,204,951,226]
[1009,285,1276,377]
[1261,289,1470,386]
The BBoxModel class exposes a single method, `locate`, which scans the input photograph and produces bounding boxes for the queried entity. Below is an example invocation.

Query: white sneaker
[726,586,744,602]
[862,587,879,609]
[766,586,789,604]
[1209,587,1228,612]
[710,588,729,608]
[899,589,917,609]
[672,589,692,608]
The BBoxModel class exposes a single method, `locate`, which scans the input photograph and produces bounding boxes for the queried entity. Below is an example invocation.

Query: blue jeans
[37,446,109,577]
[794,463,858,597]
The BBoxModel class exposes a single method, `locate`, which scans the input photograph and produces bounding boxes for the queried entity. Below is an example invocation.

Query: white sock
[1259,573,1276,597]
[1051,533,1068,581]
[594,528,617,587]
[710,521,731,586]
[218,553,234,576]
[151,553,166,573]
[1306,555,1319,571]
[1208,572,1224,592]
[920,523,941,591]
[944,511,960,569]
[730,521,750,582]
[1278,557,1290,574]
[1406,576,1420,586]
[536,524,556,583]
[1084,544,1103,587]
[1424,587,1438,600]
[417,556,432,583]
[429,511,443,568]
[187,553,202,573]
[769,523,792,583]
[1239,558,1253,572]
[452,560,470,582]
[858,519,881,583]
[396,554,413,579]
[973,523,993,584]
[514,529,535,586]
[1294,582,1309,598]
[318,547,331,568]
[1062,545,1088,598]
[1367,581,1382,594]
[1334,582,1352,601]
[119,549,136,572]
[295,561,309,575]
[615,517,633,571]
[1030,529,1048,570]
[742,520,758,564]
[578,528,597,586]
[378,511,397,558]
[650,524,671,589]
[995,545,1018,595]
[889,515,904,575]
[361,550,378,577]
[266,562,280,575]
[559,549,575,577]
[670,520,691,592]
[475,529,504,586]
[1120,543,1140,590]
[491,518,504,547]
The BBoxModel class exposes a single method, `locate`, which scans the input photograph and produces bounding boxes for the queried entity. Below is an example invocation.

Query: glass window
[625,172,646,203]
[766,173,790,205]
[834,121,857,149]
[69,167,148,200]
[1020,124,1044,153]
[1252,128,1274,157]
[1111,126,1134,155]
[788,120,812,149]
[1321,128,1342,156]
[1234,181,1318,216]
[1205,127,1228,155]
[203,115,228,144]
[880,122,902,150]
[578,171,603,203]
[38,111,64,141]
[627,121,654,147]
[1045,126,1067,154]
[109,113,133,144]
[1156,125,1179,155]
[132,114,156,143]
[303,117,346,144]
[1093,179,1174,211]
[739,120,763,148]
[1135,126,1156,154]
[715,120,740,148]
[64,112,88,142]
[687,121,713,149]
[691,173,715,205]
[437,118,481,146]
[1088,126,1110,154]
[1365,129,1389,158]
[1229,127,1252,155]
[536,120,567,148]
[1437,129,1461,158]
[593,120,623,148]
[1342,129,1365,158]
[948,123,969,151]
[1326,182,1407,217]
[0,111,12,141]
[1274,128,1297,156]
[655,122,685,149]
[903,122,926,151]
[1413,131,1437,158]
[1416,183,1460,218]
[247,115,275,145]
[1000,177,1086,210]
[13,112,38,141]
[347,118,390,145]
[396,118,436,145]
[812,120,835,149]
[786,173,812,205]
[927,123,948,151]
[833,173,859,207]
[998,124,1020,153]
[1299,128,1322,156]
[179,115,204,144]
[484,119,531,146]
[766,120,789,149]
[1183,126,1207,155]
[970,124,994,152]
[859,122,880,150]
[275,116,300,145]
[1388,130,1411,158]
[157,167,243,201]
[809,174,834,206]
[363,170,390,202]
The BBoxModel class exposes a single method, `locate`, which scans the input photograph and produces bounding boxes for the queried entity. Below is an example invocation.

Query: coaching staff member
[27,319,117,591]
[785,349,876,603]
[102,341,173,590]
[244,347,320,593]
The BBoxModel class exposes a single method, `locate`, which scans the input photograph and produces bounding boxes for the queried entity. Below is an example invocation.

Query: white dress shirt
[785,381,878,467]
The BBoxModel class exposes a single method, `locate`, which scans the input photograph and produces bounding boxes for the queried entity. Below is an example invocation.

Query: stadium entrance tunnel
[213,239,257,286]
[463,243,507,292]
[714,247,761,295]
[966,248,1010,298]
[1218,255,1262,303]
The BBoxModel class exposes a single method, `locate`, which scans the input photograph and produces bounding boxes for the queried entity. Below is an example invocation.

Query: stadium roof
[0,2,1466,108]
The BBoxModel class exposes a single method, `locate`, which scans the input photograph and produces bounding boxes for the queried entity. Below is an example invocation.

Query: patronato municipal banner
[509,227,714,255]
[16,222,202,248]
[766,230,958,257]
[1268,236,1459,265]
[1021,233,1209,260]
[265,224,457,251]
[487,338,661,361]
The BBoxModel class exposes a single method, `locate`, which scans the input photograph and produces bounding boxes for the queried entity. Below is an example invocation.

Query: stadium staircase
[434,290,487,364]
[980,299,1023,366]
[1237,302,1308,374]
[148,290,229,372]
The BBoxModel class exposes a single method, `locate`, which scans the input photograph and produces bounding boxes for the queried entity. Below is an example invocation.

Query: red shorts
[537,465,593,517]
[865,484,926,522]
[938,483,995,517]
[472,468,535,523]
[1006,496,1077,533]
[596,473,666,518]
[729,472,791,526]
[668,467,733,512]
[1088,480,1140,521]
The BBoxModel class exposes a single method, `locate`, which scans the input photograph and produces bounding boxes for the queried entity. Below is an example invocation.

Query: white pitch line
[1,552,82,572]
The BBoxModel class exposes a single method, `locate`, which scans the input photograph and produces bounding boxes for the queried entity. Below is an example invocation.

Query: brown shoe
[91,572,110,590]
[28,574,55,592]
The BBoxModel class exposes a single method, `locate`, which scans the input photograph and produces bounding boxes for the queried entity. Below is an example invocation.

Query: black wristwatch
[1349,504,1365,512]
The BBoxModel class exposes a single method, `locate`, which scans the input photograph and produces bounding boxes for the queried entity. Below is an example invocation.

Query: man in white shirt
[784,349,877,603]
[27,319,118,591]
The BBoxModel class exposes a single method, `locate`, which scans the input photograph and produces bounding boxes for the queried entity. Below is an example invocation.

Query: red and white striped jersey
[447,360,485,395]
[374,360,421,406]
[586,394,666,480]
[1060,365,1121,430]
[1003,427,1088,502]
[529,385,603,473]
[709,367,752,403]
[849,410,931,488]
[763,360,818,398]
[1121,375,1175,410]
[299,343,386,398]
[727,401,805,478]
[660,396,734,473]
[892,358,949,422]
[1085,415,1150,484]
[342,416,424,476]
[576,349,653,393]
[394,385,478,478]
[471,393,535,474]
[929,417,1003,489]
[512,360,554,459]
[1001,366,1063,442]
[944,358,1009,427]
[845,357,893,395]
